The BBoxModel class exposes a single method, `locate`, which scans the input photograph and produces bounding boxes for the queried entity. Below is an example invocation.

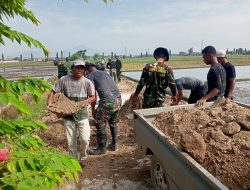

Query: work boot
[88,147,107,155]
[109,125,118,151]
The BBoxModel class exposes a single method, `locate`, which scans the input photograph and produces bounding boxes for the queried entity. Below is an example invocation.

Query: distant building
[179,52,188,56]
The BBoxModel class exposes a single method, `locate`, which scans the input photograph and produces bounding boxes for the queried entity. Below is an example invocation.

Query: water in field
[123,65,250,81]
[123,66,250,105]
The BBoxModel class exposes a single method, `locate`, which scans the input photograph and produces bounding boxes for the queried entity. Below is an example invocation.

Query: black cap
[153,47,169,61]
[85,62,96,69]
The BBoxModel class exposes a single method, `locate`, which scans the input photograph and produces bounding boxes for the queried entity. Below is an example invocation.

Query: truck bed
[133,102,249,190]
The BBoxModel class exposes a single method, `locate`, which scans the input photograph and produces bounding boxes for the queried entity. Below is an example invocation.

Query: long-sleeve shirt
[135,63,176,107]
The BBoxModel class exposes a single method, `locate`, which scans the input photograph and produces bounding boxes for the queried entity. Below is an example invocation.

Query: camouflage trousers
[143,93,165,108]
[94,97,122,148]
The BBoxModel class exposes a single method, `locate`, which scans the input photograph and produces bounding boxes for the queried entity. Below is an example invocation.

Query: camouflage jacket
[135,63,176,106]
[57,64,68,79]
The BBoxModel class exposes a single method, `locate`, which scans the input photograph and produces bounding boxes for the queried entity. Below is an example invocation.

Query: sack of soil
[47,93,88,117]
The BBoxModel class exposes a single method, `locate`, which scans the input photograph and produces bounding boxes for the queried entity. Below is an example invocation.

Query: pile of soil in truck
[153,98,250,190]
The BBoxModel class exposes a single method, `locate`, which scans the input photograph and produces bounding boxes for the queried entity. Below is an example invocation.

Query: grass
[121,55,250,71]
[22,94,48,121]
[1,55,250,71]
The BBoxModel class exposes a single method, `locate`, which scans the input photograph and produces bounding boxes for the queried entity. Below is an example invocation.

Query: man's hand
[171,96,177,106]
[196,98,207,107]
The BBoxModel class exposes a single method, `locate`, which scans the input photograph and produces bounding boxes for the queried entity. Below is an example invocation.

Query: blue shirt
[87,70,121,101]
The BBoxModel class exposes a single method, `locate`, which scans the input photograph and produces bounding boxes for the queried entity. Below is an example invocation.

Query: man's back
[87,70,120,101]
[176,77,205,92]
[107,61,117,69]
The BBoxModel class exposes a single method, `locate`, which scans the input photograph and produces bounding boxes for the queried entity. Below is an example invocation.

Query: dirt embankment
[153,98,250,190]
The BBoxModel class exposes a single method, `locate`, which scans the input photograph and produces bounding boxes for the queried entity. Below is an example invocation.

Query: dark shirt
[87,70,121,101]
[221,62,236,97]
[106,61,117,69]
[207,63,226,100]
[116,59,122,71]
[176,77,206,92]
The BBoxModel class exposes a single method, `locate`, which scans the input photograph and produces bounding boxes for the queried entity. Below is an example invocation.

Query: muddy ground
[40,77,155,190]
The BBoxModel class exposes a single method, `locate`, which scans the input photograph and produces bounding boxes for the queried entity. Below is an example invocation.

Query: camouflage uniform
[94,97,122,149]
[135,63,176,108]
[57,64,68,79]
[116,59,122,82]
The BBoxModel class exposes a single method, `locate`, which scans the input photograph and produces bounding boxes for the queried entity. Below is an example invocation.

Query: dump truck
[133,102,250,190]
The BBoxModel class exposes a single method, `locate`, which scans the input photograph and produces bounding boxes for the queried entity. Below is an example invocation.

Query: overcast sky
[1,0,250,58]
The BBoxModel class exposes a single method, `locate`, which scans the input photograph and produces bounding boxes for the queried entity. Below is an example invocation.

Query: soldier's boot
[108,125,118,151]
[89,125,107,155]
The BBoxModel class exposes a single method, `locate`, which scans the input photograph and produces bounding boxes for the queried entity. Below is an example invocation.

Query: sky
[1,0,250,58]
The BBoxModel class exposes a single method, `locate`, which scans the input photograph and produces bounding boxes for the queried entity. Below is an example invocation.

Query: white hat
[71,60,86,69]
[216,49,226,58]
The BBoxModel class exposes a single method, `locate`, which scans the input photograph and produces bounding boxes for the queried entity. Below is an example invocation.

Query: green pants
[94,97,121,148]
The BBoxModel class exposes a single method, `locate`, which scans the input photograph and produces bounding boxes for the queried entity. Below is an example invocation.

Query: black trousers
[188,90,205,104]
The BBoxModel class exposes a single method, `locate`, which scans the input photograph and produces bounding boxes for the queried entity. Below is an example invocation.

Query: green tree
[0,0,49,56]
[93,53,100,63]
[1,53,4,61]
[71,50,87,61]
[188,47,193,55]
[0,0,113,57]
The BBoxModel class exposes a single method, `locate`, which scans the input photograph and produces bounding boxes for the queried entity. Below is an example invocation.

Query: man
[175,77,207,104]
[54,59,68,79]
[132,47,177,108]
[115,56,122,82]
[106,58,118,82]
[197,46,226,106]
[85,63,121,155]
[96,61,106,71]
[216,49,236,100]
[48,60,95,162]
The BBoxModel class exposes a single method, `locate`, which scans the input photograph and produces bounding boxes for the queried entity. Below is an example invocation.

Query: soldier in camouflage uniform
[54,59,68,79]
[86,63,121,155]
[132,47,177,108]
[115,56,122,82]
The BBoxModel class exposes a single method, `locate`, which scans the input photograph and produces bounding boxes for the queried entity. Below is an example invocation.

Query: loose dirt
[47,93,88,116]
[40,77,153,190]
[153,98,250,190]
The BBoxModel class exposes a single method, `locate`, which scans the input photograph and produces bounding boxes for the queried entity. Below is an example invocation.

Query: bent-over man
[175,77,207,104]
[86,63,121,155]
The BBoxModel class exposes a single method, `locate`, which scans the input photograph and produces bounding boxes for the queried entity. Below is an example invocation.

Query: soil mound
[153,98,250,190]
[47,93,87,116]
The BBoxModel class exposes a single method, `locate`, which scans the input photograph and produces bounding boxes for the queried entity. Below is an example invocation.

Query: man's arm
[196,88,220,106]
[47,90,56,106]
[176,90,183,105]
[90,91,97,113]
[227,77,235,99]
[134,64,150,96]
[106,62,110,69]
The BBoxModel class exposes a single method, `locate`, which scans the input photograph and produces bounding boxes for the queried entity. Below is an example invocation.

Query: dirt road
[41,77,154,190]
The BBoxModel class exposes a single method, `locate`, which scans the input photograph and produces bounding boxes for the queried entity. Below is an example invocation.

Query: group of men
[48,59,122,166]
[106,56,122,82]
[132,46,235,109]
[54,56,123,83]
[48,46,236,166]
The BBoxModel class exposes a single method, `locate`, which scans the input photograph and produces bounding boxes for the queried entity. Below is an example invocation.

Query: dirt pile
[47,93,88,116]
[153,98,250,190]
